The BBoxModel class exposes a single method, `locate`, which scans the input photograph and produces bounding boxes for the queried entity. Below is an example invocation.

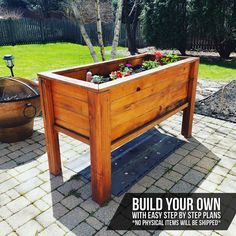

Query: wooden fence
[0,18,146,47]
[0,17,216,50]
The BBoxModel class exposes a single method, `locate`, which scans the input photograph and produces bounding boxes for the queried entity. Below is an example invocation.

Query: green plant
[91,75,104,84]
[142,60,159,70]
[119,63,133,74]
[161,54,180,65]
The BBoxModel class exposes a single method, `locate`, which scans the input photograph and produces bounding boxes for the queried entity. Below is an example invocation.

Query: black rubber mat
[79,128,185,196]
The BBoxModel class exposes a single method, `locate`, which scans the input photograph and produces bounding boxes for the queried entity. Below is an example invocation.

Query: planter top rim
[38,54,199,91]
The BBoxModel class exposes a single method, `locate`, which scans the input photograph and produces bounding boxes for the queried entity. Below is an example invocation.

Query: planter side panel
[51,81,90,138]
[110,63,191,141]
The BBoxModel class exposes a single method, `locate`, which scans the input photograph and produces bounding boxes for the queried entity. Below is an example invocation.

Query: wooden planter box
[38,54,199,205]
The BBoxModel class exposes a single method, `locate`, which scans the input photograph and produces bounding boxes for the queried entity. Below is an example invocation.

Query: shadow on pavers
[0,130,46,169]
[48,135,221,233]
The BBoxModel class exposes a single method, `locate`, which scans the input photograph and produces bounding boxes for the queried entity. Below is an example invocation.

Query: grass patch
[0,43,126,79]
[0,43,235,81]
[199,57,236,81]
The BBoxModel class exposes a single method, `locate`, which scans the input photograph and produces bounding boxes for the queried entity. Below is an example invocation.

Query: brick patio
[0,113,236,236]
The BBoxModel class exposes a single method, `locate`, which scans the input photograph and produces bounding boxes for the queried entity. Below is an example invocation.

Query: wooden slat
[109,63,190,101]
[55,56,147,80]
[54,54,148,78]
[111,103,189,150]
[54,106,89,129]
[111,91,188,141]
[111,81,188,129]
[54,125,89,145]
[52,92,89,117]
[54,106,89,137]
[111,72,189,113]
[51,81,88,102]
[55,119,89,137]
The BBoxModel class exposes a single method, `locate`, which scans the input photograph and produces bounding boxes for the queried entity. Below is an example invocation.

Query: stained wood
[88,90,111,205]
[38,54,199,205]
[54,54,148,79]
[111,81,188,131]
[109,63,190,101]
[51,81,88,102]
[52,93,89,117]
[181,60,199,138]
[38,78,62,175]
[111,72,189,112]
[99,57,196,91]
[112,96,188,141]
[111,102,189,150]
[54,125,89,145]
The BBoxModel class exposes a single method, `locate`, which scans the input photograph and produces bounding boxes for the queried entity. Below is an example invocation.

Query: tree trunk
[95,0,106,61]
[124,0,140,55]
[217,41,234,59]
[71,3,99,63]
[127,23,138,55]
[110,0,124,60]
[178,48,186,56]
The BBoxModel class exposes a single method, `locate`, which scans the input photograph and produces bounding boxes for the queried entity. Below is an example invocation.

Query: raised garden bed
[38,53,199,205]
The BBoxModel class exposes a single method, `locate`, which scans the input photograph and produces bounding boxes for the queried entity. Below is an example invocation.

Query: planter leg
[182,60,199,138]
[88,91,111,205]
[45,130,61,175]
[39,78,62,175]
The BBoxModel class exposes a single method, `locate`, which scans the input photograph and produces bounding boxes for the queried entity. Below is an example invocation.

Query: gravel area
[195,80,236,123]
[196,79,227,101]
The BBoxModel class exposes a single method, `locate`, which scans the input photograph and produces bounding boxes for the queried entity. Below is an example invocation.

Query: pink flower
[125,63,132,68]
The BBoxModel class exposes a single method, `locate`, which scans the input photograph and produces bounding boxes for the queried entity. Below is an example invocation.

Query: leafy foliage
[140,0,236,58]
[160,54,179,65]
[142,60,159,70]
[141,0,188,55]
[189,0,236,58]
[91,75,104,84]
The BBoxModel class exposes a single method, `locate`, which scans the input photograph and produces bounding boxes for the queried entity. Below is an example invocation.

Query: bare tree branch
[70,1,99,62]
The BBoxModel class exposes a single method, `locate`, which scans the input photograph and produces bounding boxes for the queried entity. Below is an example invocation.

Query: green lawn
[199,58,236,81]
[0,43,235,81]
[0,43,126,79]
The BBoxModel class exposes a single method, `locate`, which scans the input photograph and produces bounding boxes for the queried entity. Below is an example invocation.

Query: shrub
[189,0,236,59]
[140,0,188,55]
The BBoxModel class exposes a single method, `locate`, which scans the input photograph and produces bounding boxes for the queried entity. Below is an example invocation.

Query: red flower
[116,71,123,78]
[154,51,163,59]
